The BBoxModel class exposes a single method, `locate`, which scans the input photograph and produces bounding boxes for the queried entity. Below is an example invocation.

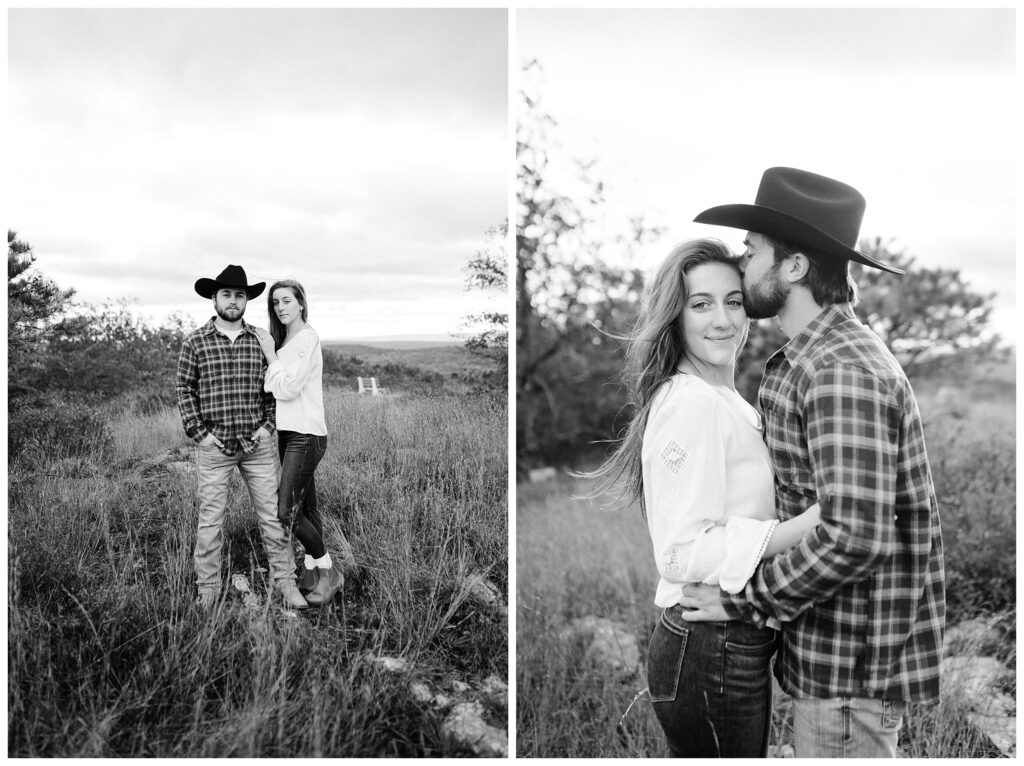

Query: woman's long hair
[267,279,309,350]
[587,238,744,517]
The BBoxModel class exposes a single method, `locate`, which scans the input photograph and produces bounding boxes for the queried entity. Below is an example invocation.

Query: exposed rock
[942,656,1015,716]
[560,616,640,679]
[480,674,508,709]
[442,701,508,757]
[768,744,795,758]
[451,680,471,694]
[464,574,501,608]
[943,617,1006,658]
[231,573,259,609]
[528,466,557,483]
[364,654,409,674]
[967,713,1016,756]
[410,681,433,704]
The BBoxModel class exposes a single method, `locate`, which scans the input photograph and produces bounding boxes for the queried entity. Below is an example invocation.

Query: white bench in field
[358,377,385,396]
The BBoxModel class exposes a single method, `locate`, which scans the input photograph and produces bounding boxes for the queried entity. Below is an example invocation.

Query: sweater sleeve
[264,331,321,402]
[645,381,777,591]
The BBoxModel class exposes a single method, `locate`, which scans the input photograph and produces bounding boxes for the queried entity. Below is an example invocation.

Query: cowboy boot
[305,553,344,607]
[276,579,308,609]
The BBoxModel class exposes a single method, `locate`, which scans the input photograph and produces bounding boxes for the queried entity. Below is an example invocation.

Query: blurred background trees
[8,230,193,459]
[517,61,663,473]
[459,220,509,390]
[8,230,191,407]
[515,70,1007,473]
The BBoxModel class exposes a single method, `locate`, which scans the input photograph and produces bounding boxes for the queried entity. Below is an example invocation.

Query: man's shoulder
[804,314,904,382]
[182,319,217,345]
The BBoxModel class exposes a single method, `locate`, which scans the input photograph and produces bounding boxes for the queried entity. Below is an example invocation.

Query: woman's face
[272,287,303,327]
[679,262,747,369]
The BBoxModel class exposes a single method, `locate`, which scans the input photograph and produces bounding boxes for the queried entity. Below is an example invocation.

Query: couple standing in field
[593,167,945,758]
[175,265,343,611]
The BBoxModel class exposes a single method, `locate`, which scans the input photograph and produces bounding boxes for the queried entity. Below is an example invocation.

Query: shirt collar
[780,302,856,366]
[199,317,257,336]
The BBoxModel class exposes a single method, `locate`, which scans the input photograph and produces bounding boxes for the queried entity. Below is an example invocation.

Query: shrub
[8,393,112,463]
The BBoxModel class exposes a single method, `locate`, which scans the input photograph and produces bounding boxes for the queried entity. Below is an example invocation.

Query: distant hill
[328,335,458,350]
[322,340,496,379]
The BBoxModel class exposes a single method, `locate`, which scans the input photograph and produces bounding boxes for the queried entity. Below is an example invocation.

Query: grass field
[8,386,507,757]
[516,358,1016,758]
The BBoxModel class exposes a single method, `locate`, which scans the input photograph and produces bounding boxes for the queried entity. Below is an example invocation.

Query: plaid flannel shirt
[175,318,276,456]
[724,303,944,703]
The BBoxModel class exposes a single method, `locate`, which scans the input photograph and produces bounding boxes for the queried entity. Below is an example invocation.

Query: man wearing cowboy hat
[677,168,944,757]
[176,264,307,610]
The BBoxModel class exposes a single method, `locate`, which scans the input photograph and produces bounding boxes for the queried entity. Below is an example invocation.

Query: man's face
[740,231,789,320]
[214,288,248,321]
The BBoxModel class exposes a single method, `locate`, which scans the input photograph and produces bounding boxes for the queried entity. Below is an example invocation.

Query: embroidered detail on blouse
[662,547,681,573]
[660,440,688,473]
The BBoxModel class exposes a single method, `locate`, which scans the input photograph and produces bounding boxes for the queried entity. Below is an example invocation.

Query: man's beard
[743,266,789,320]
[215,304,245,321]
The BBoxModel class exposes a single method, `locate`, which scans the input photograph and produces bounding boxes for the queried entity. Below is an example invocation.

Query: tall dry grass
[8,387,506,757]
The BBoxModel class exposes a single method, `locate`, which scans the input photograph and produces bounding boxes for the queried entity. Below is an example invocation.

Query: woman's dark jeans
[277,430,328,559]
[647,605,779,757]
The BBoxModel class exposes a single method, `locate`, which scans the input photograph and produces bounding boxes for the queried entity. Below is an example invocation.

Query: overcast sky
[9,8,507,340]
[519,8,1017,344]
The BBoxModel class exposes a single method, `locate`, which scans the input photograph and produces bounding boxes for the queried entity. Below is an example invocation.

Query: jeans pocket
[724,635,778,656]
[647,611,689,703]
[880,699,904,729]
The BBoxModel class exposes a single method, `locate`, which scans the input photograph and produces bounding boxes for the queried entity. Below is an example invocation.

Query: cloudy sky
[519,8,1017,344]
[9,9,507,341]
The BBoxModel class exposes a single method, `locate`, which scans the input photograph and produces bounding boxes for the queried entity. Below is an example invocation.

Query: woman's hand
[252,328,277,361]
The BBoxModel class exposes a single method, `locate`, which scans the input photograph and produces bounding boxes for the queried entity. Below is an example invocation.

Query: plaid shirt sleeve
[175,335,209,443]
[261,381,276,435]
[728,362,898,621]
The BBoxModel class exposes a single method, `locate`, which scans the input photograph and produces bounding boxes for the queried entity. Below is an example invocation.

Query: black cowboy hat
[194,265,266,299]
[694,167,904,275]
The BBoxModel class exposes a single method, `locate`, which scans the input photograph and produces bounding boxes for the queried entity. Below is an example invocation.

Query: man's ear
[783,252,810,284]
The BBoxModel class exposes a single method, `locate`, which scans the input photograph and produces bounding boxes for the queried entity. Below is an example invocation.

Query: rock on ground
[364,654,409,674]
[942,656,1015,715]
[463,574,502,608]
[943,616,1008,658]
[559,616,640,679]
[442,701,508,757]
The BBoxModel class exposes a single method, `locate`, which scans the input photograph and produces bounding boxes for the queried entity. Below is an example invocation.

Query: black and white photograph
[515,8,1015,758]
[8,8,508,757]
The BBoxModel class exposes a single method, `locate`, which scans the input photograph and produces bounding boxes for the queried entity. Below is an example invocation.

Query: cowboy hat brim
[195,278,266,300]
[695,203,905,276]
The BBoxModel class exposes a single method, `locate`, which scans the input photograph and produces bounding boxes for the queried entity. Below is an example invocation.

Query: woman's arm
[645,382,733,584]
[763,503,820,558]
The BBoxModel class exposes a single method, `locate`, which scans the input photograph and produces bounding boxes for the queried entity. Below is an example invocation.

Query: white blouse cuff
[718,517,779,594]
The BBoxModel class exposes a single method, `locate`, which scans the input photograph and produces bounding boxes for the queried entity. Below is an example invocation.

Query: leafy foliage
[460,220,509,387]
[8,231,193,409]
[851,237,1002,374]
[514,68,1005,465]
[516,61,662,470]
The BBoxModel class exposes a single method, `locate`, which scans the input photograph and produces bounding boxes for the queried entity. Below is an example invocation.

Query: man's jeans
[793,696,904,758]
[647,605,779,757]
[194,438,294,591]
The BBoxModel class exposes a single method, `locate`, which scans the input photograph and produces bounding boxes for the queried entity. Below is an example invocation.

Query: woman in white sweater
[591,239,818,757]
[254,279,342,607]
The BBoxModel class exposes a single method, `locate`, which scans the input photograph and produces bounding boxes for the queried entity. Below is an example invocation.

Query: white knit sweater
[264,328,328,436]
